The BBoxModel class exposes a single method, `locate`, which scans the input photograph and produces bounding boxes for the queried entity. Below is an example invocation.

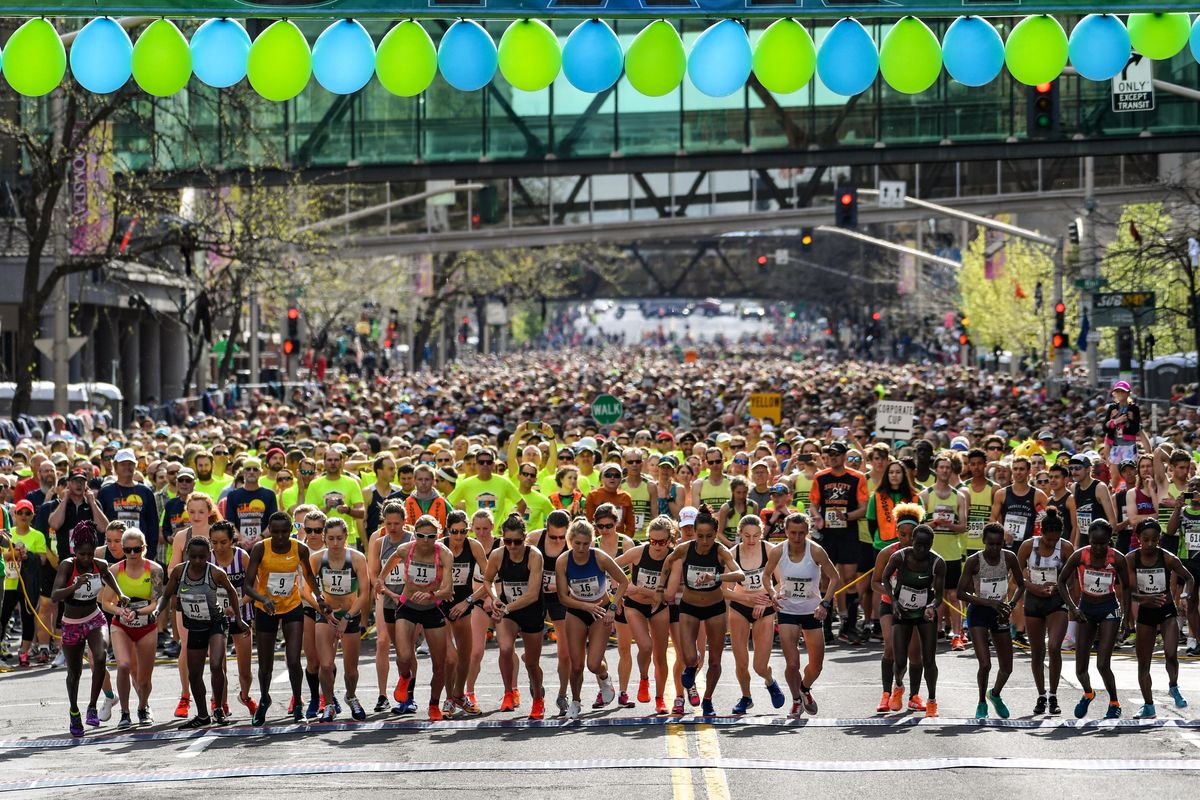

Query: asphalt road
[3,631,1200,798]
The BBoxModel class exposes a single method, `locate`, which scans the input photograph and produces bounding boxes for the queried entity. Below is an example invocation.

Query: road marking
[177,734,214,759]
[666,724,694,800]
[4,756,1200,792]
[694,725,731,800]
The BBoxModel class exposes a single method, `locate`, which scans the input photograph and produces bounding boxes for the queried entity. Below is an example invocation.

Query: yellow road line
[695,725,732,800]
[667,723,695,800]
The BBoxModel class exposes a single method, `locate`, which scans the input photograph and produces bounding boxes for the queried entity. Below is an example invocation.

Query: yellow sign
[748,393,782,424]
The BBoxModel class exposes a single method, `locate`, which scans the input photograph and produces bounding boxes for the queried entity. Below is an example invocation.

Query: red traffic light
[1035,82,1053,94]
[287,307,300,320]
[757,255,768,266]
[959,333,970,345]
[1052,333,1067,348]
[839,193,854,206]
[283,339,296,354]
[1054,302,1066,314]
[871,312,882,321]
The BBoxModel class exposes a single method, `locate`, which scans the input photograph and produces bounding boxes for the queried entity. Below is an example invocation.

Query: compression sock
[881,658,894,693]
[305,669,320,699]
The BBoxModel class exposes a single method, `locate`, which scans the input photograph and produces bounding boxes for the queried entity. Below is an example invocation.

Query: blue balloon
[438,20,496,92]
[313,19,375,94]
[1189,14,1200,63]
[1069,14,1130,81]
[687,20,750,97]
[941,16,1004,87]
[562,19,622,93]
[190,18,250,88]
[69,17,132,94]
[817,19,878,96]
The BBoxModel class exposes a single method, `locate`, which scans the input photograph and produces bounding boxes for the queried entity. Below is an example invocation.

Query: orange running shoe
[951,635,966,652]
[637,678,651,704]
[512,688,521,708]
[174,695,191,719]
[547,628,558,643]
[529,698,545,720]
[429,705,444,722]
[655,697,668,715]
[889,687,904,712]
[460,695,481,715]
[908,694,927,712]
[500,691,516,712]
[239,692,258,716]
[877,691,891,713]
[925,701,939,718]
[393,673,411,703]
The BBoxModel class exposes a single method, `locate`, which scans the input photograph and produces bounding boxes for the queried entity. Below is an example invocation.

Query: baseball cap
[656,431,675,442]
[678,507,698,527]
[1068,455,1090,467]
[1037,430,1054,441]
[242,458,263,469]
[114,449,137,464]
[176,468,196,480]
[950,436,970,451]
[1111,380,1132,394]
[14,499,34,513]
[69,466,89,479]
[769,483,790,495]
[825,441,849,454]
[715,433,733,444]
[601,463,623,478]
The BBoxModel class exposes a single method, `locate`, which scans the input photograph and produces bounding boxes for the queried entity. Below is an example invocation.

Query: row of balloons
[1,13,1199,100]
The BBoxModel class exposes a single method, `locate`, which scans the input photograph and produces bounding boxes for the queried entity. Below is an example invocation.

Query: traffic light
[958,332,971,346]
[285,304,300,356]
[478,185,500,225]
[871,311,882,321]
[800,228,814,250]
[1068,218,1082,245]
[835,188,858,229]
[756,254,769,270]
[1027,81,1060,139]
[1053,301,1067,349]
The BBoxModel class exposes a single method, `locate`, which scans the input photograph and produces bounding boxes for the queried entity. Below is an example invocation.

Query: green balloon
[1127,13,1191,60]
[752,18,815,94]
[247,20,311,101]
[376,20,436,96]
[4,18,66,97]
[880,17,941,94]
[625,20,684,97]
[132,19,192,97]
[1004,15,1067,86]
[498,19,560,92]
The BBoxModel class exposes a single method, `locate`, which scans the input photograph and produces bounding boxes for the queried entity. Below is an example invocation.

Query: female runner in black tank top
[465,509,503,710]
[532,509,572,716]
[593,502,639,709]
[440,510,489,717]
[615,514,676,715]
[482,513,546,719]
[724,515,784,716]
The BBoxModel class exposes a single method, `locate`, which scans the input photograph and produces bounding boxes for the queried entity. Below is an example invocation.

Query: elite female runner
[208,521,257,717]
[166,492,220,719]
[1016,506,1073,715]
[958,523,1025,719]
[660,505,744,717]
[724,514,786,715]
[531,510,573,715]
[880,523,945,718]
[615,514,676,715]
[441,509,489,716]
[555,517,630,719]
[100,527,163,728]
[308,517,371,722]
[870,504,925,713]
[482,513,547,719]
[53,521,128,736]
[378,514,456,721]
[592,502,637,708]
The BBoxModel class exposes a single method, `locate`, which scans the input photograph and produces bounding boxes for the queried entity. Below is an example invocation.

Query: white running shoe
[566,700,581,719]
[98,694,117,722]
[599,676,616,706]
[51,649,66,668]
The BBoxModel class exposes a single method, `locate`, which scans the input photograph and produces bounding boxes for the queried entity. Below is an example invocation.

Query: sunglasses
[177,477,195,483]
[448,527,469,535]
[1036,479,1050,485]
[733,459,749,466]
[520,472,537,479]
[603,472,622,479]
[437,458,453,464]
[706,460,722,465]
[300,470,316,476]
[14,510,32,516]
[648,537,671,545]
[476,460,494,466]
[277,475,294,481]
[546,534,566,541]
[987,446,1003,451]
[503,537,524,546]
[847,456,862,462]
[625,459,642,465]
[595,522,616,530]
[304,526,324,534]
[413,532,439,541]
[123,545,144,554]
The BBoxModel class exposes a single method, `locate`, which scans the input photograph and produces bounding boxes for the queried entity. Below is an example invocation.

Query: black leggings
[892,619,939,701]
[0,588,36,644]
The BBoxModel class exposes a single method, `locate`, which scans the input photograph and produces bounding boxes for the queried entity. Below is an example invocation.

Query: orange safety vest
[875,491,916,544]
[550,490,583,511]
[405,494,449,530]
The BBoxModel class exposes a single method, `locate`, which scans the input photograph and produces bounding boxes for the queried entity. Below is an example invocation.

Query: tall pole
[1084,156,1100,388]
[1051,238,1066,400]
[50,93,70,415]
[248,287,260,385]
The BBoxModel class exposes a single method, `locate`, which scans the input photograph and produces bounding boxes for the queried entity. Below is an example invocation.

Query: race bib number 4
[1082,569,1114,596]
[267,571,296,597]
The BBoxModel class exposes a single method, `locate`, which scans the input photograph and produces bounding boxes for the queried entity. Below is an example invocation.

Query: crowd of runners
[1,347,1199,735]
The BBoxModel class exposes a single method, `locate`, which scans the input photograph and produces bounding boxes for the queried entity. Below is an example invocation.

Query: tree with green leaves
[956,225,1057,356]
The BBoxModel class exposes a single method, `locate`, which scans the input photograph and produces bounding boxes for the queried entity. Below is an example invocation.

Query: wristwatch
[820,599,833,611]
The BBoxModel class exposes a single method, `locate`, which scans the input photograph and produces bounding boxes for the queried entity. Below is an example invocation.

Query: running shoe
[1134,704,1156,719]
[1062,637,1076,652]
[599,677,616,706]
[501,691,516,712]
[52,648,66,668]
[975,702,988,719]
[1187,644,1200,656]
[288,696,296,713]
[1012,631,1029,646]
[1104,702,1122,720]
[801,689,818,716]
[512,687,521,707]
[99,693,116,722]
[393,673,412,703]
[1074,691,1095,719]
[306,696,320,720]
[907,694,926,712]
[391,700,418,715]
[442,698,456,716]
[174,695,190,719]
[889,687,904,712]
[428,705,443,722]
[637,679,651,704]
[529,698,545,720]
[69,710,84,737]
[252,696,271,727]
[85,706,100,728]
[416,639,430,656]
[374,695,389,713]
[331,696,342,715]
[348,696,367,721]
[681,665,697,690]
[182,715,211,729]
[767,680,786,709]
[789,700,802,717]
[319,706,335,723]
[924,701,938,718]
[655,697,668,715]
[671,698,685,716]
[617,691,635,709]
[1034,696,1047,715]
[35,647,49,665]
[566,700,581,719]
[215,708,230,725]
[18,651,29,667]
[138,707,153,726]
[460,695,482,716]
[987,690,1010,720]
[686,685,700,708]
[731,696,753,716]
[319,695,327,714]
[1169,686,1188,708]
[292,698,304,724]
[239,692,258,716]
[117,712,133,729]
[1048,696,1061,715]
[950,636,965,652]
[556,694,569,716]
[163,640,181,658]
[700,698,715,717]
[877,692,891,713]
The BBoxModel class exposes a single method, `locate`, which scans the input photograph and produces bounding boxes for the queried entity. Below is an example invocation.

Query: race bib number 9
[267,571,296,597]
[636,568,661,590]
[967,520,985,540]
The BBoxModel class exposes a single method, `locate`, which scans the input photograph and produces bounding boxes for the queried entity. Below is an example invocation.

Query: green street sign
[591,394,624,426]
[1073,277,1109,291]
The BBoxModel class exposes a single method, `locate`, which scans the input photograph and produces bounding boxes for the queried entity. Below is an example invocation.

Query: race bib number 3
[1003,514,1028,539]
[267,571,296,597]
[743,568,764,591]
[1136,568,1166,595]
